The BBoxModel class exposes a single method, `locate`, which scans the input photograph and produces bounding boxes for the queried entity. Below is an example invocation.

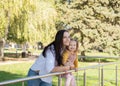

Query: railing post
[98,58,101,86]
[83,70,86,86]
[22,81,24,86]
[101,66,104,86]
[116,65,118,86]
[58,75,62,86]
[76,72,79,86]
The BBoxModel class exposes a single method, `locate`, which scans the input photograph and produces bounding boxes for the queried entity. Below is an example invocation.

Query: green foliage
[1,0,120,55]
[0,0,57,46]
[56,0,120,55]
[33,1,57,45]
[0,1,7,39]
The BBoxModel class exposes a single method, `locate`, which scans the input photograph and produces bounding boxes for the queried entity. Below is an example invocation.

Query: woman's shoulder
[48,44,54,50]
[45,44,55,57]
[45,44,54,51]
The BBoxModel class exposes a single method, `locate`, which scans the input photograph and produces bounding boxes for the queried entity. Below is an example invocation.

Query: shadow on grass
[0,71,27,86]
[78,57,118,62]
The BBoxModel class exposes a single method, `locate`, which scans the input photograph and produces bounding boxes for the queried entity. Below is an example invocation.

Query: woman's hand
[64,66,70,72]
[51,66,70,73]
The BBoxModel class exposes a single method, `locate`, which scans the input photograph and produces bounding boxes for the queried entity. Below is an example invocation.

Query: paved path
[0,56,37,65]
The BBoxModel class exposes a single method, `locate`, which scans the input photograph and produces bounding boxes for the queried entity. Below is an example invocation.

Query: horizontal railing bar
[0,70,75,85]
[76,78,120,81]
[102,68,120,70]
[77,61,120,71]
[77,68,120,70]
[105,79,120,81]
[76,78,120,82]
[0,61,120,85]
[79,56,120,59]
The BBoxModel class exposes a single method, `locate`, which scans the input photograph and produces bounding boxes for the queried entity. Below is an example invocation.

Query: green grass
[0,61,33,86]
[0,61,120,86]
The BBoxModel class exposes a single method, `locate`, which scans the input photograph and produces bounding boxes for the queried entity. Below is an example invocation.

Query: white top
[31,45,55,83]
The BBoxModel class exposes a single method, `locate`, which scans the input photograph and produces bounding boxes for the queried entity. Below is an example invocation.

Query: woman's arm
[51,66,70,73]
[45,49,70,73]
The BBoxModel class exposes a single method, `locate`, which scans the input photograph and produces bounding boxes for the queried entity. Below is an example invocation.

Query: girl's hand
[75,68,78,72]
[64,66,70,72]
[70,65,75,70]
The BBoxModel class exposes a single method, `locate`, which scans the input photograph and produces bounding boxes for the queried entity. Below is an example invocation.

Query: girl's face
[63,31,70,46]
[68,40,77,52]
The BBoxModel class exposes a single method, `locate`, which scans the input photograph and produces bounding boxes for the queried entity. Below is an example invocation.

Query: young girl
[62,39,79,86]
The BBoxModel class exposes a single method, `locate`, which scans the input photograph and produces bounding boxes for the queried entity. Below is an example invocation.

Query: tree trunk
[0,39,5,61]
[21,43,27,58]
[80,50,86,61]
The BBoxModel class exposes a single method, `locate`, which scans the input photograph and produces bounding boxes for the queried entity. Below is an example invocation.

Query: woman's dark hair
[42,30,68,66]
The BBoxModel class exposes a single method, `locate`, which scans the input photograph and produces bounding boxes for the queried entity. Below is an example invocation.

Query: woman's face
[63,31,70,46]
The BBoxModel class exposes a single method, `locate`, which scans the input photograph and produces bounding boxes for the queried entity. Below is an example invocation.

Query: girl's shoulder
[62,49,70,56]
[63,49,70,54]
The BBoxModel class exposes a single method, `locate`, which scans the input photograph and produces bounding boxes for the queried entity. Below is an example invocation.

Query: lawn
[0,61,120,86]
[0,61,33,86]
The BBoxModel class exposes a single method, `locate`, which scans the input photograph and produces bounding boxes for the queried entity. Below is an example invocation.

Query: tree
[0,0,12,58]
[0,0,57,59]
[7,0,57,46]
[56,0,120,56]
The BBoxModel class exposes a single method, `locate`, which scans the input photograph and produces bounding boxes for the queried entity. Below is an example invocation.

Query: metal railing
[0,56,120,86]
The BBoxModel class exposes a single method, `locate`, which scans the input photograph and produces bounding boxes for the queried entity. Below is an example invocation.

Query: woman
[27,30,70,86]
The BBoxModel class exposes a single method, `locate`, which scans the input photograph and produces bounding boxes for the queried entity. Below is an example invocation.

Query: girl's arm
[74,55,79,72]
[74,56,78,68]
[62,50,69,65]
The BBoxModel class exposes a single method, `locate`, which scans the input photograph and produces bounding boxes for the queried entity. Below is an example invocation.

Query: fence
[0,56,120,86]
